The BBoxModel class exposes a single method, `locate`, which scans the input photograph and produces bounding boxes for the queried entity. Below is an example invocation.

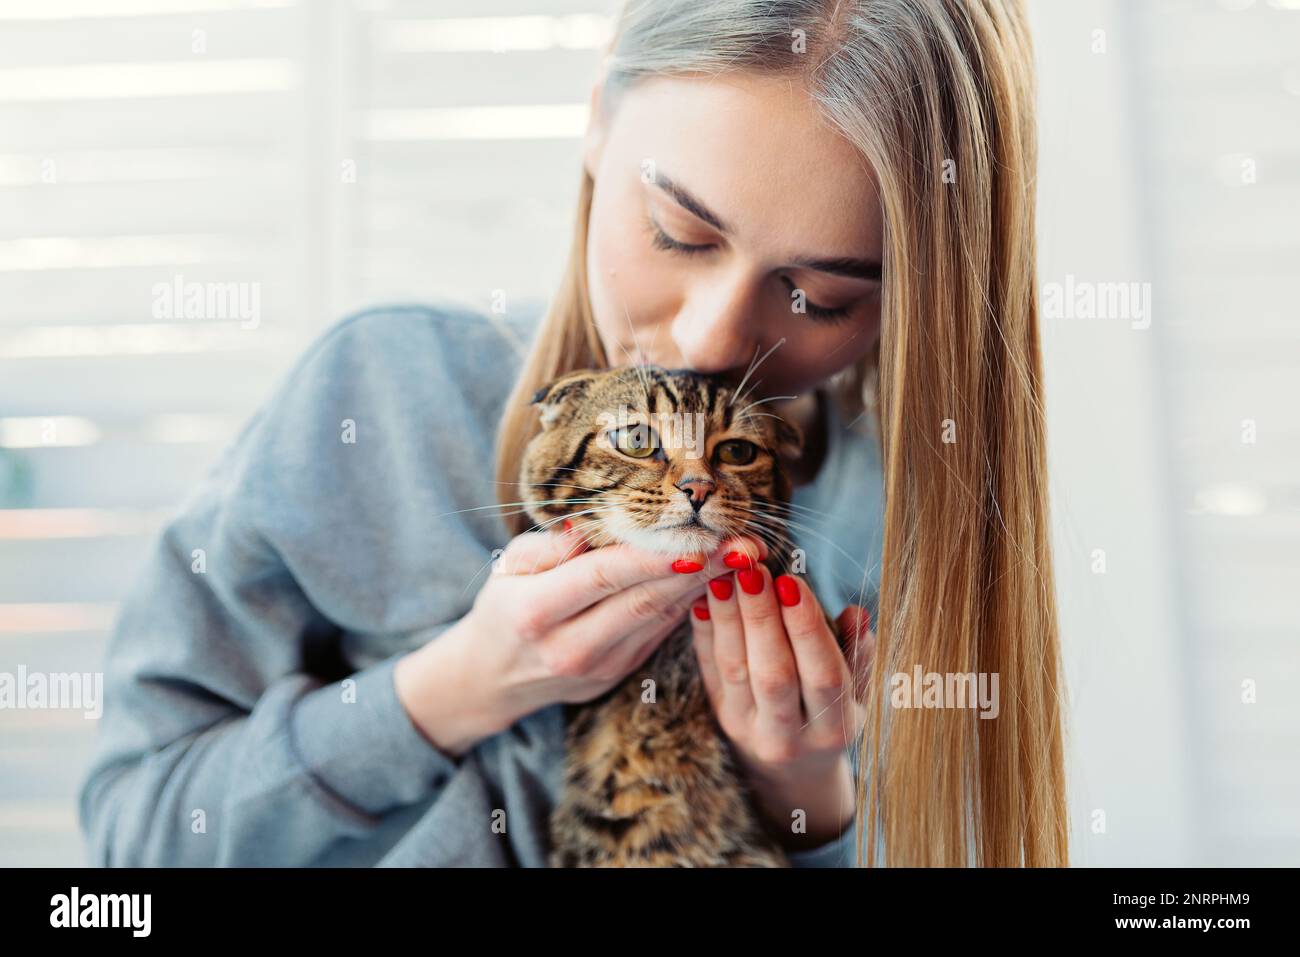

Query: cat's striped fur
[520,365,807,867]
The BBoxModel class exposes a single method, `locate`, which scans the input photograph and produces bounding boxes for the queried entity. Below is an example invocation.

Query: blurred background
[0,0,1296,866]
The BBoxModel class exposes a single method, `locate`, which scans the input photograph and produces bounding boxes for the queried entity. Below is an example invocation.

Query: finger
[591,605,692,680]
[704,573,755,725]
[654,533,768,577]
[688,599,722,713]
[546,576,708,671]
[494,525,590,577]
[775,576,853,734]
[518,535,750,626]
[720,535,767,572]
[734,564,802,750]
[836,605,875,693]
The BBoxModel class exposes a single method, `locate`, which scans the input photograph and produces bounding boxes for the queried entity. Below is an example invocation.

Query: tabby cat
[520,364,829,867]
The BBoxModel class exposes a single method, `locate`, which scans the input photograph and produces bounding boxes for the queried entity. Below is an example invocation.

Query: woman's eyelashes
[642,213,861,325]
[644,211,715,255]
[779,275,852,323]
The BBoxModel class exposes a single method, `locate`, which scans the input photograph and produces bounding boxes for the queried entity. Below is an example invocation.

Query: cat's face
[520,366,803,556]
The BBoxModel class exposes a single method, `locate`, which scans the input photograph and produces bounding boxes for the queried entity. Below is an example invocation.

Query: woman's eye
[780,275,853,324]
[714,439,758,466]
[612,426,660,459]
[644,212,715,256]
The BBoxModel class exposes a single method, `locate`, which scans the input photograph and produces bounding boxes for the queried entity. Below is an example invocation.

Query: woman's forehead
[607,72,883,259]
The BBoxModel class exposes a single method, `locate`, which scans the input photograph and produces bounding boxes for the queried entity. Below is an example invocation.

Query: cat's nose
[674,477,715,512]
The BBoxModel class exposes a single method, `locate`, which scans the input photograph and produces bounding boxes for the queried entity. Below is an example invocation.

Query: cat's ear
[530,369,601,429]
[772,416,805,463]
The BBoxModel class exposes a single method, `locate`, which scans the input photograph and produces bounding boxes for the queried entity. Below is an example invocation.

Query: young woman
[80,0,1067,868]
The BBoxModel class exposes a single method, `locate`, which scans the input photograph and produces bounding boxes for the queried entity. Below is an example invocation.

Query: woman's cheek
[592,230,678,332]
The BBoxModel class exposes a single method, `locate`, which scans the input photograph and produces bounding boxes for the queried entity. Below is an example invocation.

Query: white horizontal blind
[1125,0,1300,866]
[342,0,612,315]
[0,0,319,866]
[0,0,612,865]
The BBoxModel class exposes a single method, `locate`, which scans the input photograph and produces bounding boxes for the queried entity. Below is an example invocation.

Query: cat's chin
[650,526,724,555]
[594,512,724,555]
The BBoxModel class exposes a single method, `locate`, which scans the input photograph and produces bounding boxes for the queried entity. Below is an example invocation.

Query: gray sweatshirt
[77,301,886,867]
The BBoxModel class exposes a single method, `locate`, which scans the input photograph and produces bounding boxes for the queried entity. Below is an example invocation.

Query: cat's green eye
[714,439,758,466]
[611,426,659,459]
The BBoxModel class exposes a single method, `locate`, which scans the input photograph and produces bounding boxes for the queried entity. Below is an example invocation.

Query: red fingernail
[708,576,733,601]
[775,575,800,607]
[692,603,710,621]
[561,519,572,532]
[672,559,703,574]
[723,551,756,570]
[738,568,764,595]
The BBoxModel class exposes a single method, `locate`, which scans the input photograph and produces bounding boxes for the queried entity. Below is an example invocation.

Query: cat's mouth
[649,514,725,554]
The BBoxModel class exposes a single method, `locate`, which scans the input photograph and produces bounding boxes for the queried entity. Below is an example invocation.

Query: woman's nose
[669,277,761,375]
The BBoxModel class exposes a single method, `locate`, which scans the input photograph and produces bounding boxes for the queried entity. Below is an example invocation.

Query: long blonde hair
[494,0,1068,867]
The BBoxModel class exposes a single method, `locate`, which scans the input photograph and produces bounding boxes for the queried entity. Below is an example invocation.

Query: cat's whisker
[527,505,612,533]
[713,512,797,564]
[458,505,620,596]
[522,506,621,574]
[730,504,868,575]
[729,338,786,408]
[528,484,609,496]
[491,478,607,495]
[747,497,836,519]
[544,466,640,496]
[482,501,609,523]
[733,394,798,425]
[617,300,654,408]
[435,497,607,520]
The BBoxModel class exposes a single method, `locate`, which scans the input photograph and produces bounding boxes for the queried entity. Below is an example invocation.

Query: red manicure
[775,575,800,607]
[708,577,733,601]
[692,603,710,621]
[561,518,572,531]
[672,559,703,574]
[723,551,756,570]
[738,568,764,595]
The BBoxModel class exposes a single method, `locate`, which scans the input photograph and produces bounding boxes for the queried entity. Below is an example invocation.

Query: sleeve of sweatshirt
[77,304,506,867]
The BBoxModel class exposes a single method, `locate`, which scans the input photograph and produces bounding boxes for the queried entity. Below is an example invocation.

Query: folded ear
[772,415,804,463]
[530,369,602,429]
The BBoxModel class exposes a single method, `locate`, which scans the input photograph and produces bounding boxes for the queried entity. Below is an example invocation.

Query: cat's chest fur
[548,621,789,867]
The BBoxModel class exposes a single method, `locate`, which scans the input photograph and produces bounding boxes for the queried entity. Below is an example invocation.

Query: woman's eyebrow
[652,171,881,282]
[787,255,882,281]
[653,171,730,233]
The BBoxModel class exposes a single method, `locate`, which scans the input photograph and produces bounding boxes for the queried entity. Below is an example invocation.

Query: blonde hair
[494,0,1068,867]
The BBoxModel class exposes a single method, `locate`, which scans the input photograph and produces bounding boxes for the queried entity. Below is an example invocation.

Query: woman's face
[583,71,884,400]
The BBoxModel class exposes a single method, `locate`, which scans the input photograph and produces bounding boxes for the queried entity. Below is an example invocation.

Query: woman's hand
[688,561,875,849]
[394,524,767,758]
